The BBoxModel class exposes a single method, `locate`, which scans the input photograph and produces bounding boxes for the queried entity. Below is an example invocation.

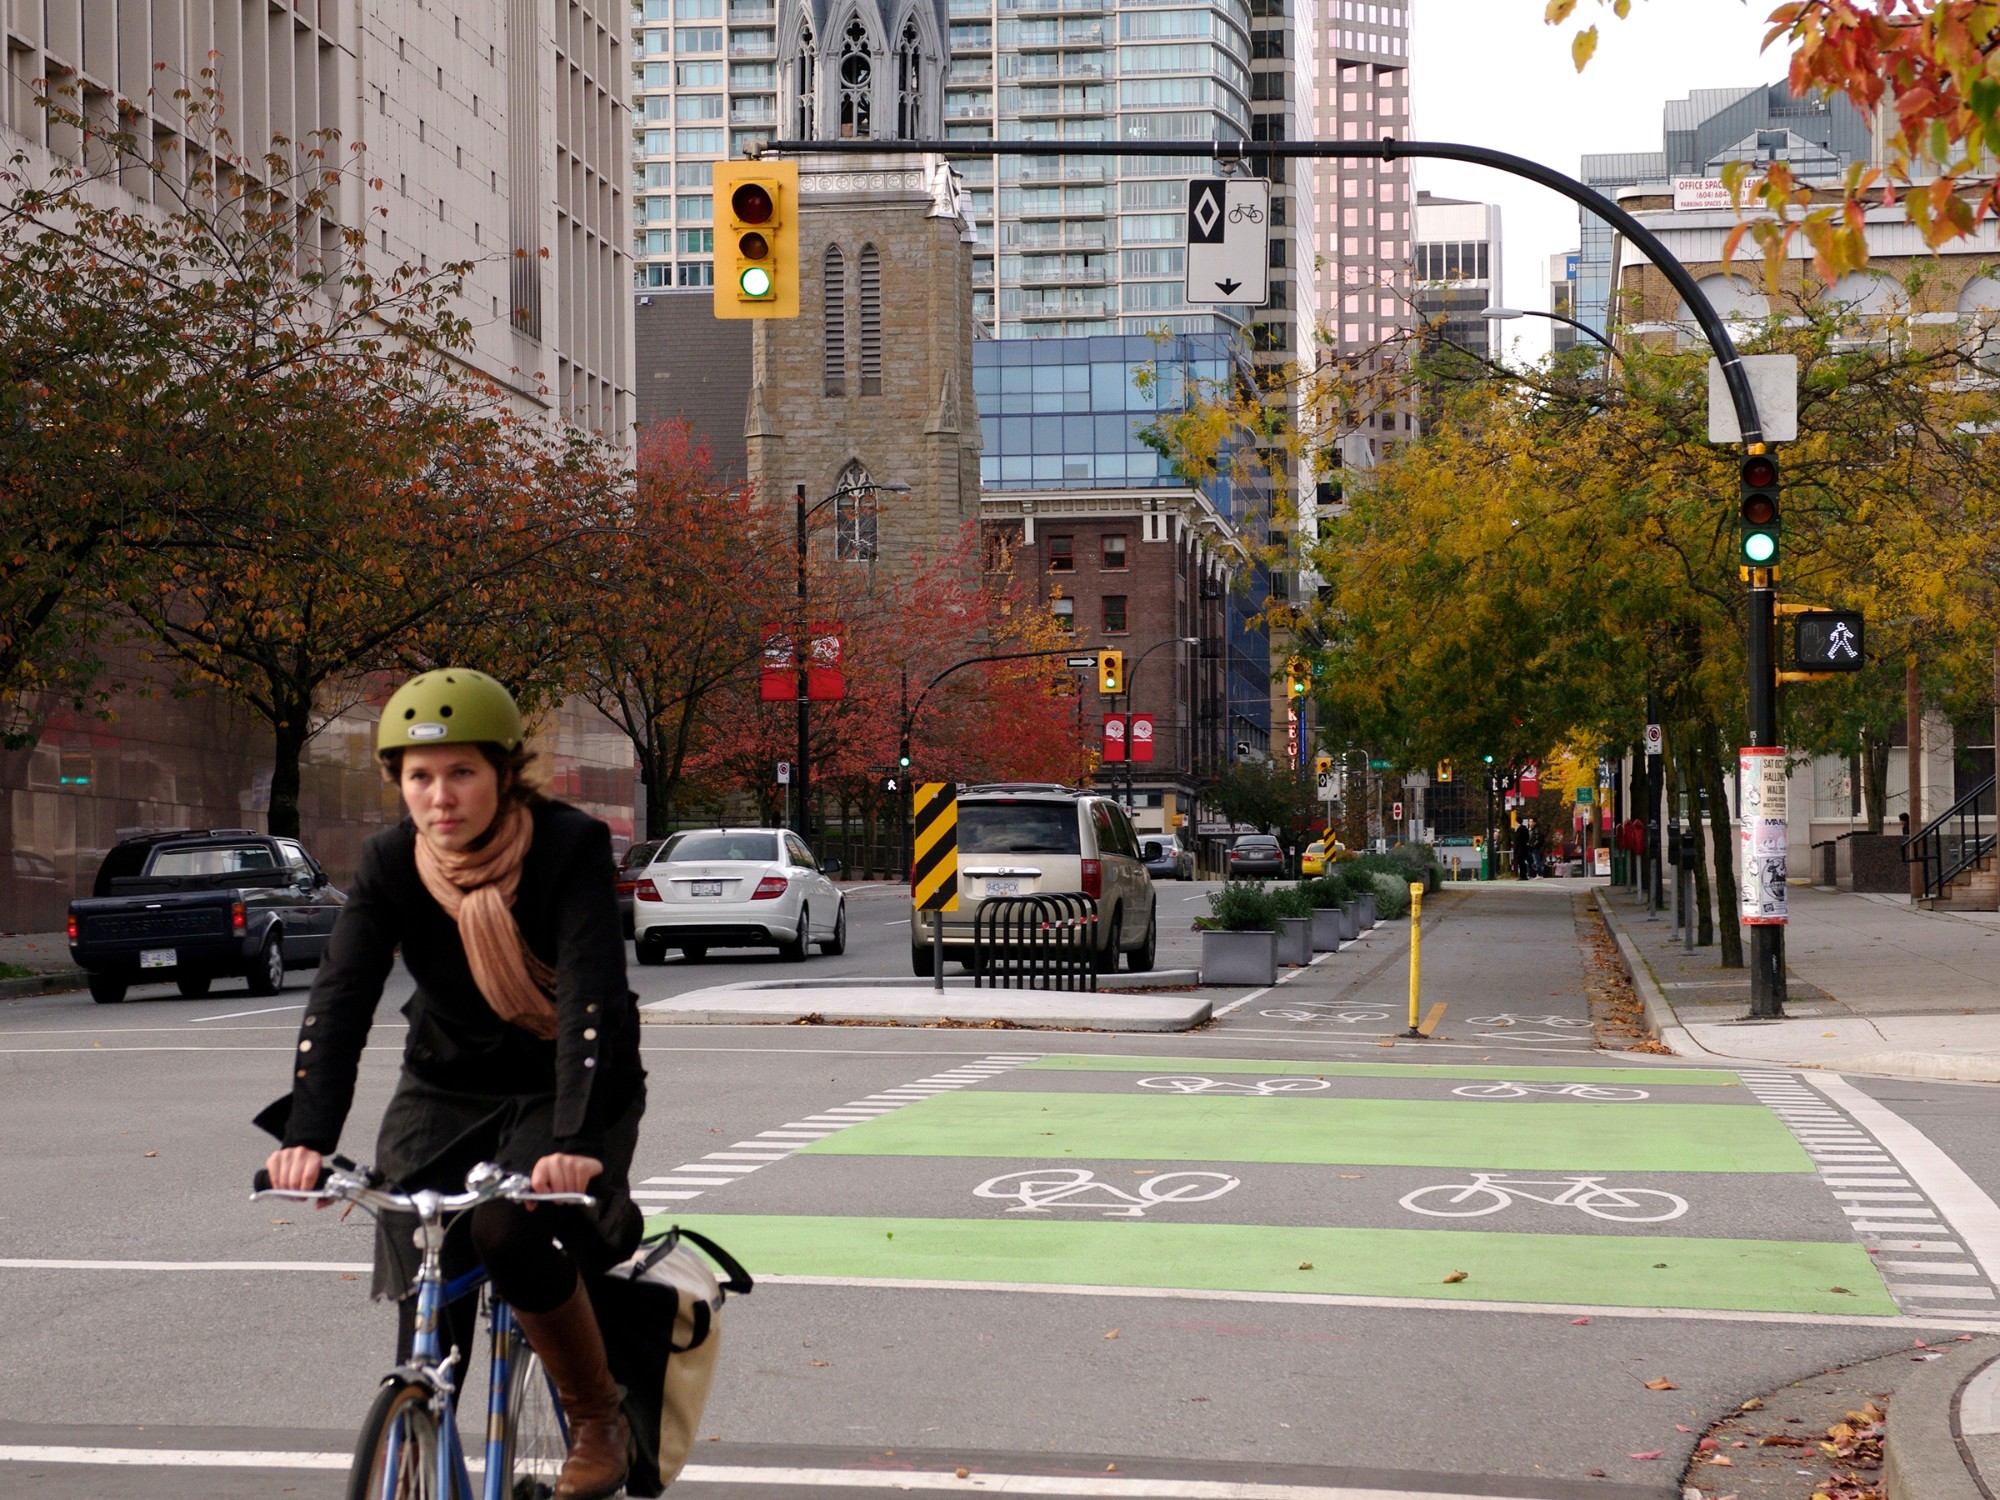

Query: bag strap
[669,1226,755,1294]
[633,1228,682,1277]
[669,1298,712,1355]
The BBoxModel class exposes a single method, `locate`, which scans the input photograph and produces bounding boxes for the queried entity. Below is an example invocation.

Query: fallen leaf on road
[269,1219,292,1227]
[1105,1465,1118,1473]
[1585,1469,1605,1478]
[1697,1438,1717,1451]
[1298,1262,1314,1270]
[1739,1398,1763,1411]
[955,1469,969,1479]
[1759,1434,1807,1447]
[1339,1173,1364,1179]
[1442,1270,1468,1283]
[810,1360,830,1367]
[1627,1450,1664,1460]
[1645,1378,1679,1390]
[1708,1455,1733,1466]
[1376,1040,1395,1048]
[1829,1286,1852,1294]
[1571,1317,1591,1326]
[1675,1425,1692,1433]
[1104,1330,1119,1339]
[144,1151,158,1158]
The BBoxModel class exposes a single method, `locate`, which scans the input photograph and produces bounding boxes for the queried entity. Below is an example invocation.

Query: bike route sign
[1184,177,1269,306]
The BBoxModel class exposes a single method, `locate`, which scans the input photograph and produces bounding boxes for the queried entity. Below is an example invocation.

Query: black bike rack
[971,893,1098,992]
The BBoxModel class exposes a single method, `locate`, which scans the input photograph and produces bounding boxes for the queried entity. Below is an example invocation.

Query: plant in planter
[1269,884,1314,965]
[1296,876,1350,951]
[1196,881,1280,985]
[1367,871,1411,920]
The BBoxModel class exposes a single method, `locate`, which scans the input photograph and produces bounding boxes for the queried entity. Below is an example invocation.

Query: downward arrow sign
[1216,279,1241,295]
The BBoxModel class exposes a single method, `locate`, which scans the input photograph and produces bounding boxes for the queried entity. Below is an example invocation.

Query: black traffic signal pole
[768,134,1781,1014]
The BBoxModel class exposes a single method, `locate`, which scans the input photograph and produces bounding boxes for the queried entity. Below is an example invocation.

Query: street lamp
[793,478,909,841]
[1481,306,1621,359]
[1121,635,1201,813]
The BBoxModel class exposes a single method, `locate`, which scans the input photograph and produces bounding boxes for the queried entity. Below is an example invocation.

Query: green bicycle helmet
[376,669,524,758]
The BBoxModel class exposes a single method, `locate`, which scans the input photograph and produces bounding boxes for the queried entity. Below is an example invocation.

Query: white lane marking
[1880,1261,1982,1276]
[683,1161,769,1173]
[0,1449,1535,1498]
[1887,1284,1998,1300]
[1876,1240,1966,1253]
[1809,1073,2000,1290]
[749,1273,2000,1332]
[0,1259,372,1272]
[701,1152,788,1162]
[736,1139,819,1148]
[1841,1206,1938,1219]
[188,1004,308,1023]
[642,1177,737,1188]
[630,1190,704,1201]
[1211,987,1272,1019]
[884,918,911,925]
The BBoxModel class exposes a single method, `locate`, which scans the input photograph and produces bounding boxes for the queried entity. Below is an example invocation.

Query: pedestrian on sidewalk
[1524,817,1545,879]
[1510,817,1530,879]
[255,668,647,1500]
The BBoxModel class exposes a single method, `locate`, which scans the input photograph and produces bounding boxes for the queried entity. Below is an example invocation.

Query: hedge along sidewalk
[1594,884,2000,1083]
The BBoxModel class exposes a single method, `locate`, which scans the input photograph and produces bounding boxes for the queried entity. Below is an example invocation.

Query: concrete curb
[640,986,1213,1031]
[1589,889,1728,1062]
[0,969,87,1001]
[1882,1334,2000,1500]
[673,969,1204,993]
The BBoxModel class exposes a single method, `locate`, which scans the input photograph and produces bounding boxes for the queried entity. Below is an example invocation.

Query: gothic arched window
[794,13,817,138]
[894,16,922,139]
[834,460,878,561]
[822,245,847,396]
[838,16,873,138]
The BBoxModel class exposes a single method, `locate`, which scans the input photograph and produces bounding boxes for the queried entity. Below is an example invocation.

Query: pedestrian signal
[1097,650,1123,696]
[1739,451,1780,566]
[712,161,799,319]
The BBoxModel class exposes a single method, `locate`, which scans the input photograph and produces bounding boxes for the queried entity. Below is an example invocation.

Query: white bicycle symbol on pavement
[1138,1075,1332,1096]
[1451,1082,1649,1102]
[1466,1013,1595,1041]
[975,1167,1241,1218]
[1399,1173,1688,1222]
[1260,1002,1391,1023]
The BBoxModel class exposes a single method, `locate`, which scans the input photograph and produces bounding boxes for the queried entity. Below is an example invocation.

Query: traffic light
[1739,450,1781,567]
[1097,649,1123,696]
[1285,657,1310,700]
[712,161,799,319]
[1314,753,1333,776]
[1437,759,1452,784]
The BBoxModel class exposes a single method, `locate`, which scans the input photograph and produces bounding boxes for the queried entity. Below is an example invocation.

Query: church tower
[777,0,948,144]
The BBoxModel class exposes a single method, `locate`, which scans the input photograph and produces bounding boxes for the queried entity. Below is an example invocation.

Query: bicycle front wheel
[499,1349,568,1500]
[346,1379,441,1500]
[1577,1188,1689,1223]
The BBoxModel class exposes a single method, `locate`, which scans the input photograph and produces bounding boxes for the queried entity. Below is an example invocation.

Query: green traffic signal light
[898,753,911,768]
[1739,452,1781,566]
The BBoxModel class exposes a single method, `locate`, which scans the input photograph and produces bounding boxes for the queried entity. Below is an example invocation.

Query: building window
[858,244,882,395]
[677,261,714,286]
[795,13,818,137]
[1101,535,1127,570]
[1050,597,1074,631]
[839,15,873,137]
[895,15,922,138]
[1102,595,1128,633]
[834,461,878,560]
[1048,535,1074,572]
[823,245,847,395]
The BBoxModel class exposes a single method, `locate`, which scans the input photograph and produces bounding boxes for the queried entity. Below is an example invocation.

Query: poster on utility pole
[1738,746,1788,924]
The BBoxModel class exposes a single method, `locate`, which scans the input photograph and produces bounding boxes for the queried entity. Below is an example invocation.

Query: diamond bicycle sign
[1184,177,1269,306]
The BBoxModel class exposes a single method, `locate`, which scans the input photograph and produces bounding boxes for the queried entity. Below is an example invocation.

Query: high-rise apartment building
[1413,191,1501,363]
[1575,81,1871,340]
[2,0,635,435]
[1549,250,1579,354]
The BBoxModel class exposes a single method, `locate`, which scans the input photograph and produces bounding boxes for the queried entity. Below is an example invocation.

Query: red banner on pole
[806,623,844,702]
[1519,762,1540,799]
[1102,714,1127,763]
[1129,713,1155,763]
[759,626,794,703]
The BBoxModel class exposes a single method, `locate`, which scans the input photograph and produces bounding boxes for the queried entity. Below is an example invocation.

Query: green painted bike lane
[662,1054,1899,1319]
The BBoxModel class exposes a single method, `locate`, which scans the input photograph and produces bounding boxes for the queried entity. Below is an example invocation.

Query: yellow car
[1301,841,1329,877]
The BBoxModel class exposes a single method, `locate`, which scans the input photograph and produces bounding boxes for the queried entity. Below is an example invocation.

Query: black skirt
[369,1073,646,1302]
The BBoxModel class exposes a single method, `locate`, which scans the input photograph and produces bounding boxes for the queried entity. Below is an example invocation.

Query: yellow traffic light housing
[712,161,799,319]
[1314,752,1333,776]
[1285,657,1310,700]
[1437,759,1452,784]
[1097,650,1123,696]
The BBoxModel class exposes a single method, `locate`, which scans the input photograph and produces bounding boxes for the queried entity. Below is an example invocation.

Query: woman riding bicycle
[257,669,646,1500]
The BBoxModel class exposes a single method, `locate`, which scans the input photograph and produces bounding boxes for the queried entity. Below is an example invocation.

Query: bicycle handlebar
[250,1157,596,1218]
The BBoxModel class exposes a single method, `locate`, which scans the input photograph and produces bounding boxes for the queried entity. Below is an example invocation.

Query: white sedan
[631,827,846,964]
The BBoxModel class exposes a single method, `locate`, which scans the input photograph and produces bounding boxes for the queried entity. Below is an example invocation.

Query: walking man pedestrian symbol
[1826,621,1859,660]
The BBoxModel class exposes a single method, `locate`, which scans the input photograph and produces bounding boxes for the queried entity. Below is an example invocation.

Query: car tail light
[635,879,662,902]
[751,875,789,900]
[66,912,78,942]
[231,901,246,933]
[1080,858,1101,899]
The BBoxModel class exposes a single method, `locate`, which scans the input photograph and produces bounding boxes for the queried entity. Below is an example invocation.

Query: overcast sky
[1408,0,1784,359]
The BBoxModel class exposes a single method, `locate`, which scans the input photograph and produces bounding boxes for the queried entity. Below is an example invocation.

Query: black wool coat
[266,799,646,1163]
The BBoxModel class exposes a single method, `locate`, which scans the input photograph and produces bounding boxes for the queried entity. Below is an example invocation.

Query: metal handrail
[1902,773,1996,901]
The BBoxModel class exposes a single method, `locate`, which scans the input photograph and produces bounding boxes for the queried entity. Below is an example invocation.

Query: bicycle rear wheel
[346,1378,440,1500]
[499,1347,568,1500]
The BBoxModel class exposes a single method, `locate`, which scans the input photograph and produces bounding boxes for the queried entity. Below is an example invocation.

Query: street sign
[1794,610,1865,671]
[1392,801,1404,822]
[1575,786,1594,804]
[1316,772,1335,802]
[1403,770,1430,789]
[776,760,791,785]
[1644,723,1663,757]
[1367,758,1393,771]
[912,782,960,912]
[1065,654,1097,669]
[1708,354,1799,444]
[1184,177,1269,306]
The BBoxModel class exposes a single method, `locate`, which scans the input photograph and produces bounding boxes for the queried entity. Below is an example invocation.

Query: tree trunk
[1698,717,1743,968]
[1688,735,1714,947]
[267,692,314,839]
[1861,728,1890,834]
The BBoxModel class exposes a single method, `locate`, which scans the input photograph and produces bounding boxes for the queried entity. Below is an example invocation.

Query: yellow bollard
[1405,881,1426,1038]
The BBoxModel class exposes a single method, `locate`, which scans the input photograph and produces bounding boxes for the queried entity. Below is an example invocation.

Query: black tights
[394,1200,586,1364]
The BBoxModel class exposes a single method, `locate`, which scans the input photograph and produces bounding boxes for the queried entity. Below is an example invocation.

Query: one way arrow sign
[1184,177,1269,307]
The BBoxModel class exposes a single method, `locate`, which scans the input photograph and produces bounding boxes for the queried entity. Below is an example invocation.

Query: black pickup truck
[67,829,346,1004]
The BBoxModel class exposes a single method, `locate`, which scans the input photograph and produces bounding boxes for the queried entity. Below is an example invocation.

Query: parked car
[615,837,671,938]
[1140,834,1194,881]
[1226,834,1286,879]
[912,784,1157,975]
[630,827,845,965]
[1300,841,1329,877]
[67,829,346,1004]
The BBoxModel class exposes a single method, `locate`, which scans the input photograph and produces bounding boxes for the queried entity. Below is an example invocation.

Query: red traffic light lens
[1741,495,1777,526]
[1740,455,1778,489]
[739,231,770,260]
[731,183,774,224]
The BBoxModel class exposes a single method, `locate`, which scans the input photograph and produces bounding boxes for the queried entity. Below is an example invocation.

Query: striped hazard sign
[912,781,959,912]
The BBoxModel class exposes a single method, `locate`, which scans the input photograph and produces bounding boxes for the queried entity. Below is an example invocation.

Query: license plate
[984,879,1020,896]
[690,880,723,898]
[140,948,177,969]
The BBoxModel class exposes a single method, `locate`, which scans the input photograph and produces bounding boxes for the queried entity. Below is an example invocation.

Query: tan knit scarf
[413,803,559,1040]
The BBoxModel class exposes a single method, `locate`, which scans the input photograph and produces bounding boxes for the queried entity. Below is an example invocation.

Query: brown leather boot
[513,1284,630,1500]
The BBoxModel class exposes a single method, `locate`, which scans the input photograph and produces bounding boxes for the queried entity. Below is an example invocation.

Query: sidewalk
[1595,878,2000,1082]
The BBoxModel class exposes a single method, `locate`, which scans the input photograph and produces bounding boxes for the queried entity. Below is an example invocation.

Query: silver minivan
[911,785,1157,975]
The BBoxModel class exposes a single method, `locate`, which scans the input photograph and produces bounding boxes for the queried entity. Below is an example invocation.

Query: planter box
[1360,892,1379,928]
[1836,832,1907,894]
[1310,908,1346,952]
[1200,928,1278,986]
[1276,916,1312,966]
[1338,901,1362,942]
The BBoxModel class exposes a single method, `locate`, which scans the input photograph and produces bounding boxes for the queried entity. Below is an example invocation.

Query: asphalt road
[5,879,2000,1499]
